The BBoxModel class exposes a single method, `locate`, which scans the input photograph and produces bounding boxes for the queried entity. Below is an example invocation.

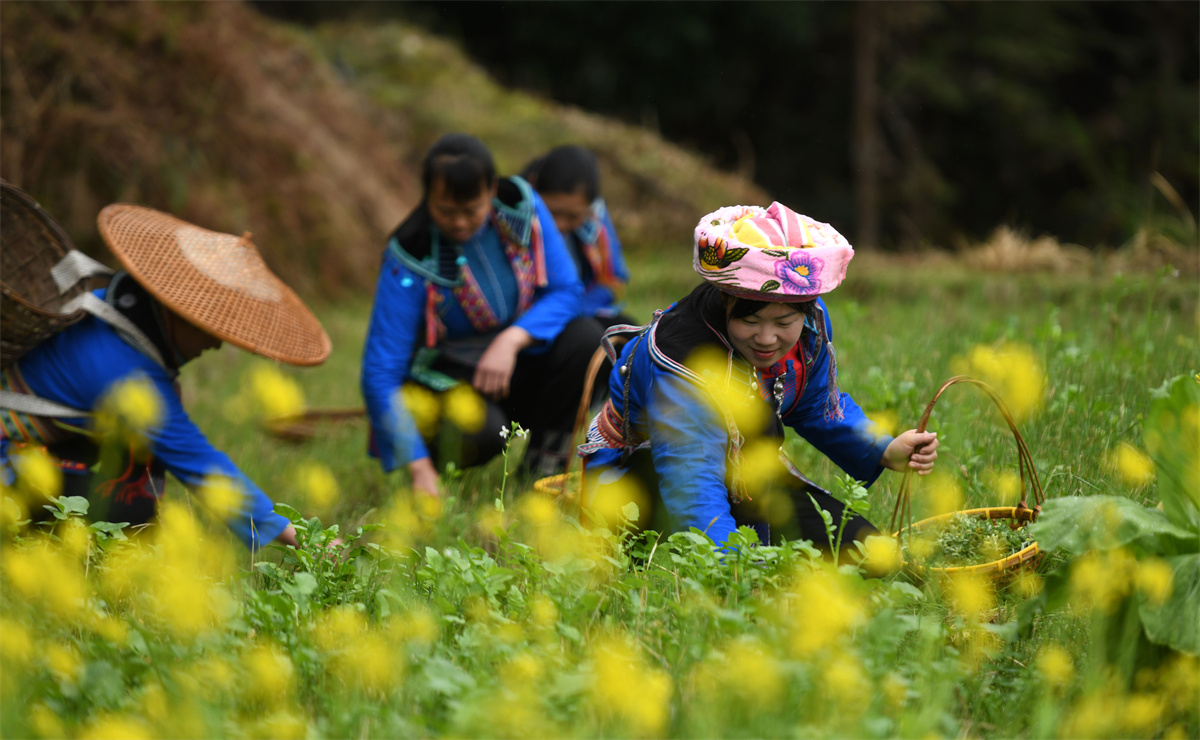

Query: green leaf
[620,501,640,523]
[1028,495,1197,558]
[1138,552,1200,654]
[761,250,789,258]
[760,279,782,292]
[1145,374,1200,531]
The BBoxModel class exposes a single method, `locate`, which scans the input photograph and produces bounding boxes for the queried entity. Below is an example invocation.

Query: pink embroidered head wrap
[693,202,854,301]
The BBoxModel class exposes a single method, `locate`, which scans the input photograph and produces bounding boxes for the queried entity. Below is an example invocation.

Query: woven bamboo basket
[889,376,1045,578]
[1,181,89,368]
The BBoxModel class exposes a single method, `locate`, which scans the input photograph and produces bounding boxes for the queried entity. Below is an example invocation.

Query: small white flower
[499,427,510,440]
[515,427,529,440]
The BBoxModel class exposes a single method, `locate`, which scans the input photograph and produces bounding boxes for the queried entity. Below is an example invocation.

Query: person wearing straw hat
[578,203,938,560]
[361,133,604,496]
[0,205,331,549]
[521,145,634,328]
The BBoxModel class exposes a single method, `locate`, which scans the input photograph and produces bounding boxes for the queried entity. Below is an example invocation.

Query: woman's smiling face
[726,302,806,369]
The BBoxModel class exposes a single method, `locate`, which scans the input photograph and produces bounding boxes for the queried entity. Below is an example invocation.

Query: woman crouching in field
[361,133,604,496]
[522,145,634,329]
[579,202,938,561]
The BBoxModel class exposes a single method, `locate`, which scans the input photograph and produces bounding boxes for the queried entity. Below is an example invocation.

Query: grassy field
[2,250,1198,739]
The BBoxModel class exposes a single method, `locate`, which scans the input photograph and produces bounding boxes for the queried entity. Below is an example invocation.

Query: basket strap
[0,390,88,418]
[61,292,166,370]
[51,251,113,294]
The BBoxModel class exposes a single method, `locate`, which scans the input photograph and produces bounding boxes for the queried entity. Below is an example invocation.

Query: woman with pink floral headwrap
[579,203,938,560]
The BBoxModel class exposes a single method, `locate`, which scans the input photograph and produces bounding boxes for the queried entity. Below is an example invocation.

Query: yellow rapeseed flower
[60,517,91,560]
[11,445,61,500]
[386,607,439,647]
[1070,548,1136,613]
[527,594,559,632]
[78,714,152,740]
[242,644,294,706]
[881,672,909,711]
[198,474,244,523]
[248,363,306,421]
[444,384,486,433]
[588,635,673,737]
[337,632,402,695]
[865,409,900,439]
[985,469,1023,506]
[519,493,559,528]
[952,343,1045,422]
[45,644,82,683]
[294,461,338,510]
[916,472,963,519]
[1012,569,1043,599]
[1136,558,1174,605]
[824,657,869,710]
[687,346,770,435]
[946,572,994,619]
[500,653,545,688]
[1036,644,1074,689]
[252,711,308,740]
[0,618,34,667]
[1,493,28,530]
[1109,442,1156,488]
[400,383,441,437]
[29,703,65,739]
[722,639,784,708]
[95,375,164,446]
[587,476,649,530]
[861,535,903,575]
[788,569,866,657]
[738,438,787,491]
[1121,693,1166,735]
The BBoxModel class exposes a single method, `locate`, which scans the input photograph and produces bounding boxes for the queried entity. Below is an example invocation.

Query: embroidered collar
[386,176,538,288]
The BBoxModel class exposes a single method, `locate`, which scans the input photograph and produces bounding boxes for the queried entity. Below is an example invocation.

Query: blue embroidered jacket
[361,177,584,471]
[1,294,290,549]
[580,291,891,547]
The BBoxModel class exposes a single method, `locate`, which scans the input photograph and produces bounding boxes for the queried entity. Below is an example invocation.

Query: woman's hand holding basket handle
[882,430,939,475]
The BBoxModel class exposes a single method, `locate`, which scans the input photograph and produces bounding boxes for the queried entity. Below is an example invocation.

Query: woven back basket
[889,375,1046,578]
[1,181,89,368]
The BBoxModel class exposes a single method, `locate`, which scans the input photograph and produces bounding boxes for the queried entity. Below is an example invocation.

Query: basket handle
[888,375,1045,536]
[552,342,619,514]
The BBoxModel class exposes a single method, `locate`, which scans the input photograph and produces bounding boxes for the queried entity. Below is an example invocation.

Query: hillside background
[1,1,1196,299]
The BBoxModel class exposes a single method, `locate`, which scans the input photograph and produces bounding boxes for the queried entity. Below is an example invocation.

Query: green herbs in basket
[904,513,1032,568]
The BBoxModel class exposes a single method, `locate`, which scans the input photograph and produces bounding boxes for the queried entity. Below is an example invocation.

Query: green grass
[2,253,1197,739]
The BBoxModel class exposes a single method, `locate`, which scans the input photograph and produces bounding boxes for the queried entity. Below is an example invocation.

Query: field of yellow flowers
[2,258,1197,739]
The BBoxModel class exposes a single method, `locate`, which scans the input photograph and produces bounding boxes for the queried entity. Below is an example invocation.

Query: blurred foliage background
[257,0,1199,251]
[1,0,1196,299]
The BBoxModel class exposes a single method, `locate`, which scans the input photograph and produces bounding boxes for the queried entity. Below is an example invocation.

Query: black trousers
[42,436,162,529]
[426,316,607,473]
[603,448,880,561]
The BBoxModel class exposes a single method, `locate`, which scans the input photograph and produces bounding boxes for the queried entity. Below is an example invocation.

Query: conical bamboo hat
[97,204,331,366]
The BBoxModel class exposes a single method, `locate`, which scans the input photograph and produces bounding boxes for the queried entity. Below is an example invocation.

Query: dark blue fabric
[6,293,289,548]
[361,190,584,472]
[583,298,891,547]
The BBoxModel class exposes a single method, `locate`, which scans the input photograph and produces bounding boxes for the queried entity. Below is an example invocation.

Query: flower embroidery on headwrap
[774,250,825,295]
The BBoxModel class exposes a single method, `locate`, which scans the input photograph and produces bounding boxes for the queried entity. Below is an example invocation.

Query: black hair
[723,292,806,321]
[522,145,599,202]
[422,133,496,201]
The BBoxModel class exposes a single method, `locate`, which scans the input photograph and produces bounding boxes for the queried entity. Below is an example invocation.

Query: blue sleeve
[140,371,289,549]
[648,369,739,546]
[513,193,585,343]
[783,307,891,486]
[360,255,430,472]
